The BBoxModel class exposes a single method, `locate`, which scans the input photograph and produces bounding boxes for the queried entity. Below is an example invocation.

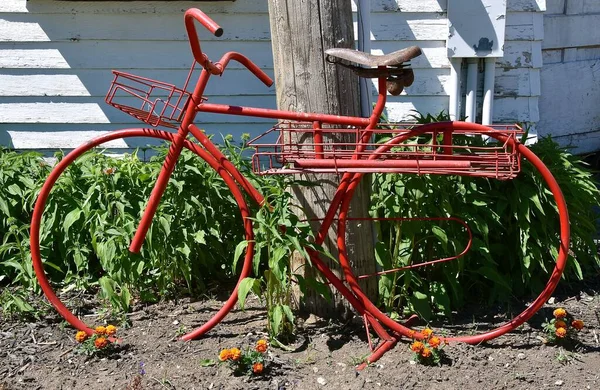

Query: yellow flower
[256,339,268,353]
[555,327,567,338]
[421,328,433,339]
[252,362,264,374]
[105,325,117,336]
[571,319,584,330]
[553,308,567,319]
[95,326,107,336]
[554,320,567,329]
[218,349,231,361]
[421,347,432,358]
[94,337,109,349]
[407,330,416,339]
[75,331,88,343]
[410,341,424,353]
[230,348,242,361]
[428,336,441,349]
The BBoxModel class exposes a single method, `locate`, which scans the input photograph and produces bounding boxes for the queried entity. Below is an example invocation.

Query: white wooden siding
[369,0,544,123]
[538,0,600,152]
[1,0,547,150]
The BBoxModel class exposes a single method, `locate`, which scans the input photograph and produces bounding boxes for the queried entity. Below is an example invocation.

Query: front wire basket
[247,122,524,179]
[105,63,200,129]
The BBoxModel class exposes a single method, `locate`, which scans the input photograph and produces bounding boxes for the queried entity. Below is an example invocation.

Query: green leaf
[63,208,82,235]
[271,305,283,336]
[199,359,216,367]
[177,243,191,258]
[409,291,432,322]
[159,216,171,236]
[281,304,294,324]
[431,225,448,251]
[237,277,257,310]
[232,240,249,273]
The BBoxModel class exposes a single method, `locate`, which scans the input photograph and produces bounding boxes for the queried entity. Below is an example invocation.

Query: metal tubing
[357,0,372,117]
[449,58,462,120]
[335,121,570,344]
[130,68,213,253]
[197,102,370,127]
[465,58,478,123]
[482,57,496,125]
[292,159,471,169]
[30,129,256,339]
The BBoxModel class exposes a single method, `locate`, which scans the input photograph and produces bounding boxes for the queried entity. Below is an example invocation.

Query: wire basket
[248,121,523,179]
[105,65,198,128]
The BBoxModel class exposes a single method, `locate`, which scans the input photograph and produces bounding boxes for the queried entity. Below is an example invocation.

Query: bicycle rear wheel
[335,122,570,343]
[30,128,255,339]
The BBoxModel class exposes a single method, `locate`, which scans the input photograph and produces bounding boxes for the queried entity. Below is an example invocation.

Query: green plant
[216,339,269,376]
[541,307,584,345]
[408,327,447,366]
[0,138,262,316]
[236,178,333,343]
[371,112,600,320]
[74,324,119,356]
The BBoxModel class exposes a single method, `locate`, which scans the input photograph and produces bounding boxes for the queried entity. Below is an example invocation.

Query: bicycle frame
[30,7,571,369]
[125,8,570,352]
[123,9,415,349]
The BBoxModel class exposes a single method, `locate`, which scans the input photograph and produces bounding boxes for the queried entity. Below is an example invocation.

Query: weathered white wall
[538,0,600,153]
[370,0,544,125]
[0,0,275,150]
[0,0,548,151]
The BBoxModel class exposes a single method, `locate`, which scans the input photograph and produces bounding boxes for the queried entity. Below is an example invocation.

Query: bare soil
[2,281,600,390]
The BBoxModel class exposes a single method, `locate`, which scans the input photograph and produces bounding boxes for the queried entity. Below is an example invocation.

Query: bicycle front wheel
[30,128,255,339]
[335,122,570,344]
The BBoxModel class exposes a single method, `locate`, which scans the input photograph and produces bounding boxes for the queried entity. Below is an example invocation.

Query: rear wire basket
[247,122,524,179]
[105,63,200,129]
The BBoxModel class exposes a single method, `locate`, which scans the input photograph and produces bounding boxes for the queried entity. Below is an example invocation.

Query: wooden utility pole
[267,0,376,318]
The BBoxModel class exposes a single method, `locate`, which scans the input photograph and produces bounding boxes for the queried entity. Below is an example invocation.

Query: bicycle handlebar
[185,8,223,74]
[184,8,273,87]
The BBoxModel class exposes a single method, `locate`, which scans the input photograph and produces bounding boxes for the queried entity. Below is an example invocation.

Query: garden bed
[1,279,600,390]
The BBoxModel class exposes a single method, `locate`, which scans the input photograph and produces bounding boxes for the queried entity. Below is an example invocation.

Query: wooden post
[267,0,377,318]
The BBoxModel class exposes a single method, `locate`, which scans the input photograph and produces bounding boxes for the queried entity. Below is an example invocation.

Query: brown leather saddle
[325,46,422,95]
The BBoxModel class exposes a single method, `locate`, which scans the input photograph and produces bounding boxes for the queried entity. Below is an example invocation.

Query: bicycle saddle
[325,46,421,95]
[325,46,421,67]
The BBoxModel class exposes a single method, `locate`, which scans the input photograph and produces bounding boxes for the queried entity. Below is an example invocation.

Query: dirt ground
[2,280,600,390]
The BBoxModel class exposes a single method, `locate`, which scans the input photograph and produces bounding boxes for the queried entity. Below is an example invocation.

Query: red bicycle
[30,8,570,366]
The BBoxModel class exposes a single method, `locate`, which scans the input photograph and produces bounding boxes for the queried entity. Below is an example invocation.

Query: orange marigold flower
[553,308,567,319]
[554,320,567,329]
[571,319,584,330]
[256,339,268,353]
[421,328,433,339]
[218,349,231,361]
[95,326,107,336]
[407,330,416,339]
[410,341,424,353]
[428,336,441,349]
[105,325,117,336]
[220,349,231,361]
[94,337,109,349]
[421,347,432,358]
[252,362,264,374]
[555,327,567,338]
[230,348,242,361]
[75,331,88,343]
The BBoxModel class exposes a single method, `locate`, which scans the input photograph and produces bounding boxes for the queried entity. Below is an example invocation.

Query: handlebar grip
[185,8,223,37]
[184,8,223,73]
